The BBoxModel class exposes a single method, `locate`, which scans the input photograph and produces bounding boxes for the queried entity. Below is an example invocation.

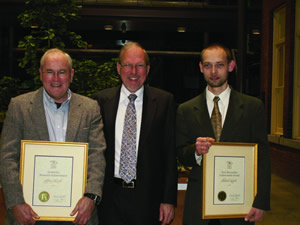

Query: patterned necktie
[211,96,222,142]
[119,94,137,183]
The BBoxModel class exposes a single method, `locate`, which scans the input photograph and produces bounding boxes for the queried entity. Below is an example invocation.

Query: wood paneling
[261,0,296,137]
[0,188,6,225]
[270,143,300,185]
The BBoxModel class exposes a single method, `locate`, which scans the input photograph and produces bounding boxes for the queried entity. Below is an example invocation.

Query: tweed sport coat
[0,87,106,225]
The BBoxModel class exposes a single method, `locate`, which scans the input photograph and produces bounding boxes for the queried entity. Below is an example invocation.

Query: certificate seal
[39,191,50,202]
[218,191,227,201]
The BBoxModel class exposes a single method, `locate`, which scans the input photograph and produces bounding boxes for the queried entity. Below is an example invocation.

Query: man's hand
[71,196,95,225]
[12,203,39,225]
[159,203,175,225]
[195,137,215,156]
[245,207,265,222]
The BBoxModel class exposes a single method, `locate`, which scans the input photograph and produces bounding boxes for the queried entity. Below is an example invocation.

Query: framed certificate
[20,140,88,221]
[202,142,257,219]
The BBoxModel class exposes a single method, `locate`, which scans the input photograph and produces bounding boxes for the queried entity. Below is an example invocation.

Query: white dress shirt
[114,84,144,178]
[206,85,231,127]
[195,86,231,165]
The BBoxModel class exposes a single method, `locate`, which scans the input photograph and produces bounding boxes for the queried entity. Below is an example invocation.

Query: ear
[117,62,121,75]
[39,68,43,82]
[70,69,75,82]
[146,64,150,75]
[199,61,204,73]
[228,60,236,72]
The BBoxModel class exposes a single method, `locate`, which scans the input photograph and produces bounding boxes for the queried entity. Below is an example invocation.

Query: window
[293,0,300,140]
[271,6,286,135]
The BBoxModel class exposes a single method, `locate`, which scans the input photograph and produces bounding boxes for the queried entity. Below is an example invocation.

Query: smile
[51,83,61,87]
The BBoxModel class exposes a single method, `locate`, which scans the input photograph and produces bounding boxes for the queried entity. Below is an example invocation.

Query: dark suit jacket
[176,89,271,225]
[0,88,106,225]
[93,85,177,224]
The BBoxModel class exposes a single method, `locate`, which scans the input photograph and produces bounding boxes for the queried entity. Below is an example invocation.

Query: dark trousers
[184,218,254,225]
[98,180,160,225]
[208,220,221,225]
[35,221,73,225]
[208,218,254,225]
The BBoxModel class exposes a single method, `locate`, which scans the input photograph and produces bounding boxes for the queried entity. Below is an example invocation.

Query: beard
[204,75,228,88]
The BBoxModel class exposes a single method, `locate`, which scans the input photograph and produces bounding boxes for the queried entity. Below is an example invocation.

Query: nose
[131,65,137,74]
[53,72,59,81]
[212,64,217,74]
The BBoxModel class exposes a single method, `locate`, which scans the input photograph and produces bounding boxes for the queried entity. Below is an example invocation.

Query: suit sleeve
[176,104,198,167]
[161,94,178,206]
[0,98,25,209]
[84,101,106,199]
[251,100,271,210]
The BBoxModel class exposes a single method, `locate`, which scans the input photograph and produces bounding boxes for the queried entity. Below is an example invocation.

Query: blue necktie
[119,94,137,183]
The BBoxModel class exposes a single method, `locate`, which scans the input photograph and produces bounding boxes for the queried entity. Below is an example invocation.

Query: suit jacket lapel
[195,93,212,128]
[103,87,121,178]
[138,86,156,151]
[104,87,121,140]
[30,88,49,140]
[221,89,244,141]
[186,91,214,137]
[66,92,82,142]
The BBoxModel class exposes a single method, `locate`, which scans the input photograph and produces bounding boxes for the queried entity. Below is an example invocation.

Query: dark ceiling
[0,0,263,98]
[0,0,262,52]
[73,0,261,52]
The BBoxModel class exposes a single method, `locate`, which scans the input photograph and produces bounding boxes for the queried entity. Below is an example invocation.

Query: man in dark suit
[176,43,271,225]
[93,42,177,225]
[0,48,106,225]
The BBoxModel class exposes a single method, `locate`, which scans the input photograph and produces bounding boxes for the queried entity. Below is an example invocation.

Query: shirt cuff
[195,154,203,166]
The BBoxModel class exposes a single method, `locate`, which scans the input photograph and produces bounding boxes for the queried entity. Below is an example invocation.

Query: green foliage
[15,0,120,97]
[0,77,20,112]
[71,58,121,97]
[0,0,121,116]
[17,0,87,78]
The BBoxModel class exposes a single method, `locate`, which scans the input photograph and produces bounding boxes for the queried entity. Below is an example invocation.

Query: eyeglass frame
[42,69,71,78]
[119,63,148,71]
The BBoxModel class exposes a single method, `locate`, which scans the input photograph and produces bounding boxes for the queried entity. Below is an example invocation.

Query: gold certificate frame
[20,140,88,221]
[202,142,257,219]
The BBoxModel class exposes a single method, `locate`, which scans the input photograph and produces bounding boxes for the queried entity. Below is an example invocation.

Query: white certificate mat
[214,156,245,205]
[202,142,257,219]
[20,140,88,221]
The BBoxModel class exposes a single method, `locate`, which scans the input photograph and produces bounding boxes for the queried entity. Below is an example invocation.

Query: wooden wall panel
[270,143,300,185]
[0,188,6,225]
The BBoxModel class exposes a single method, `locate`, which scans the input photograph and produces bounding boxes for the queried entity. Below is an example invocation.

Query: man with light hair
[0,48,106,225]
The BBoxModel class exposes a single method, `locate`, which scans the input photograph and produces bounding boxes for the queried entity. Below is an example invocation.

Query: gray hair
[40,48,73,71]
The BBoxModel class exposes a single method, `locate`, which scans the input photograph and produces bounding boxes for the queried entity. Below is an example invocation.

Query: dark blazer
[93,85,177,225]
[176,89,271,225]
[0,88,106,225]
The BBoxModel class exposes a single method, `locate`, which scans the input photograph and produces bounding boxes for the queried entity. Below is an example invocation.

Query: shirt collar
[206,85,231,103]
[120,84,144,103]
[43,87,71,108]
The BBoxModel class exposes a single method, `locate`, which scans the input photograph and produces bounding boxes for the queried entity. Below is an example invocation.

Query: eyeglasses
[120,63,147,72]
[43,69,69,77]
